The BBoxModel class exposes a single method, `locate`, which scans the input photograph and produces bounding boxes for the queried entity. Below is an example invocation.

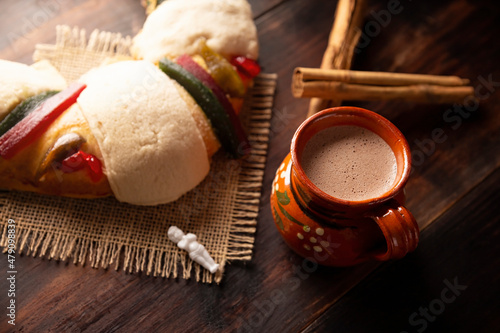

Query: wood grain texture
[0,0,499,332]
[303,167,500,332]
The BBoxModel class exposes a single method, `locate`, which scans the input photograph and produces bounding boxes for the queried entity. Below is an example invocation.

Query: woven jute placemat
[0,26,277,284]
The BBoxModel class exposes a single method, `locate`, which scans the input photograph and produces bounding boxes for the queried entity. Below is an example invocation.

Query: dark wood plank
[350,0,500,230]
[0,0,499,332]
[258,0,500,329]
[303,166,500,333]
[250,0,285,19]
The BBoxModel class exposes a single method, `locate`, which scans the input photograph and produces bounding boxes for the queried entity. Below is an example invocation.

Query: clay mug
[270,107,419,266]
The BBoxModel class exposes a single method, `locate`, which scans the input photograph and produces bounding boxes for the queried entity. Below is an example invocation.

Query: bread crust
[0,103,112,198]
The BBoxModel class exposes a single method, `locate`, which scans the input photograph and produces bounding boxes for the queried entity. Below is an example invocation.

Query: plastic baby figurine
[168,226,220,274]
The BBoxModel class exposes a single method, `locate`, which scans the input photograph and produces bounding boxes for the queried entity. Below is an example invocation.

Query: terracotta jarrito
[270,107,419,266]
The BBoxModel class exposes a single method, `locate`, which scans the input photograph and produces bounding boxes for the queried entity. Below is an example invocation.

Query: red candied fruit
[60,150,103,182]
[230,56,261,79]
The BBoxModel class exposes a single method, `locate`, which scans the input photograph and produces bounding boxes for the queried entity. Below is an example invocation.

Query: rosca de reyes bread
[132,0,259,63]
[0,60,67,121]
[0,0,261,205]
[78,61,211,205]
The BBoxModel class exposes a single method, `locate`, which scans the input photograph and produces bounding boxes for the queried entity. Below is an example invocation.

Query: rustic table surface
[1,0,499,332]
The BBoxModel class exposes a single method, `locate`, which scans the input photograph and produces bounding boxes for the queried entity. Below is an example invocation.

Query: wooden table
[1,0,499,331]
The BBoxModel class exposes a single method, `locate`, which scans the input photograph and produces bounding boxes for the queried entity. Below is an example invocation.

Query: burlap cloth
[0,26,277,284]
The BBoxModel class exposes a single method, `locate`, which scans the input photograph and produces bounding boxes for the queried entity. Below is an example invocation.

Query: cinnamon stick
[295,81,474,104]
[295,68,470,87]
[307,0,366,117]
[293,68,474,104]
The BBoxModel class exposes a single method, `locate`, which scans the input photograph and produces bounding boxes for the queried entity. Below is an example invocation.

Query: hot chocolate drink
[301,125,397,201]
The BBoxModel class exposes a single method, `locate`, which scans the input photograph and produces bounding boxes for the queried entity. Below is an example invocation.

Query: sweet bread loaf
[0,0,261,205]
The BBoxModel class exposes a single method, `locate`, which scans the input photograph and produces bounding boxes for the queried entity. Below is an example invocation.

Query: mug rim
[290,107,412,208]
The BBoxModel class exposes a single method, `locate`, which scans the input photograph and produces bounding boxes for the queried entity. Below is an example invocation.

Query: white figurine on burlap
[168,226,220,274]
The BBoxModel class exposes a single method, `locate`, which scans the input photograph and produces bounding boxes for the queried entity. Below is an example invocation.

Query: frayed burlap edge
[0,74,276,284]
[34,25,133,82]
[1,25,277,284]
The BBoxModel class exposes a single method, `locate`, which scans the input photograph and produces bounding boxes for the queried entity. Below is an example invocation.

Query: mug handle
[365,200,419,261]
